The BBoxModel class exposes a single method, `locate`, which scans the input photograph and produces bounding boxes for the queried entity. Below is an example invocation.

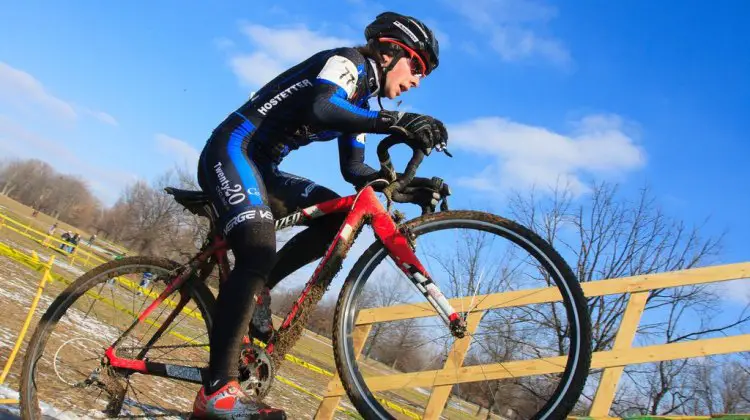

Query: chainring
[238,341,275,401]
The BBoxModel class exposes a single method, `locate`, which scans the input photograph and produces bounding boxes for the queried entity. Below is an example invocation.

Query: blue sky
[0,1,748,292]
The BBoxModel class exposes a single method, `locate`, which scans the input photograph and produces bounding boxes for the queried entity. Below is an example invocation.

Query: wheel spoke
[21,257,214,418]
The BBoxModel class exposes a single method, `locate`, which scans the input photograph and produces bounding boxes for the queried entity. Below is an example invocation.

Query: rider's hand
[398,176,451,213]
[379,111,448,155]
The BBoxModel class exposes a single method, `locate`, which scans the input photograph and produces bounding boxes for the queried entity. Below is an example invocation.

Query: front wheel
[333,210,592,420]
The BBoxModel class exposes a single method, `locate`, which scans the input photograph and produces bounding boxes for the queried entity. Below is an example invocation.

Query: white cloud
[0,61,77,120]
[0,61,118,125]
[155,133,200,169]
[720,279,750,305]
[453,0,572,67]
[0,115,136,203]
[230,52,286,88]
[228,23,355,88]
[424,19,451,51]
[450,114,645,196]
[0,115,78,163]
[491,26,571,67]
[81,108,118,126]
[458,0,557,26]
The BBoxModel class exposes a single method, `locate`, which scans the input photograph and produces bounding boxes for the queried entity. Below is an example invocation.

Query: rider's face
[382,56,421,100]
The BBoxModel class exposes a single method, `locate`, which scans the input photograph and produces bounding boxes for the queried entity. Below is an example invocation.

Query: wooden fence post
[314,324,373,420]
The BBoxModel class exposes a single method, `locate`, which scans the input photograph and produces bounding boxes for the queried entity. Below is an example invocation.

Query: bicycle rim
[333,211,591,419]
[20,256,215,419]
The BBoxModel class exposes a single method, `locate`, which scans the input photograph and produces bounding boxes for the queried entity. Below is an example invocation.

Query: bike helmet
[365,11,440,76]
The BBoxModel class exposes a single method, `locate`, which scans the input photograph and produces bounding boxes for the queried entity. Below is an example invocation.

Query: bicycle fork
[368,191,468,338]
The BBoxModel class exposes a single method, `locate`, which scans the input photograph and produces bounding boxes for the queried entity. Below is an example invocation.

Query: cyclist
[193,11,450,419]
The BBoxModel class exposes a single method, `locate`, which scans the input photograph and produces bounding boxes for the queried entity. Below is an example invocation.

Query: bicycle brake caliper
[449,316,467,339]
[399,224,417,250]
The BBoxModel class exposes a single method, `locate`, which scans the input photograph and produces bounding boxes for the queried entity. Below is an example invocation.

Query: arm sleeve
[337,134,381,188]
[308,53,393,134]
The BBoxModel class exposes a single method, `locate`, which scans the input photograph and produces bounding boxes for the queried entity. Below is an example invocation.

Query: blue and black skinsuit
[197,47,399,390]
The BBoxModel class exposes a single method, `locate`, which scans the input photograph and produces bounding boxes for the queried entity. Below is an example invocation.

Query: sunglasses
[379,38,428,77]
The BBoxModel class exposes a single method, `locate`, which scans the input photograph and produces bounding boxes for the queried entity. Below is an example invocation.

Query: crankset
[238,340,275,401]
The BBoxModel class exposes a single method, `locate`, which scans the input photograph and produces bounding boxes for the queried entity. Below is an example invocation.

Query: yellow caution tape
[377,397,422,419]
[273,375,362,419]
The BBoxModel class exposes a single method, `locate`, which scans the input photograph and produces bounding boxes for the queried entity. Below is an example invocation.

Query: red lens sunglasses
[379,38,428,77]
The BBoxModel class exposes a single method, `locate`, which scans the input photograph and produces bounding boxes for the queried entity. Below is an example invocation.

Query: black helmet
[365,12,440,75]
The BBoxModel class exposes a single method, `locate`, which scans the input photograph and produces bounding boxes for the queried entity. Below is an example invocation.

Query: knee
[227,214,277,276]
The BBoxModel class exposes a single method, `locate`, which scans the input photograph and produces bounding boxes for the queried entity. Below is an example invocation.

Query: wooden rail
[314,262,750,419]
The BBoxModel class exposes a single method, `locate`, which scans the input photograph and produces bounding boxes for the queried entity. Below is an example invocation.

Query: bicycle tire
[332,210,592,420]
[19,256,216,419]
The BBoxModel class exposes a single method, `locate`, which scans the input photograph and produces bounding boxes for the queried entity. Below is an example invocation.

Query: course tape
[255,339,422,419]
[0,213,108,268]
[273,375,363,419]
[0,241,424,419]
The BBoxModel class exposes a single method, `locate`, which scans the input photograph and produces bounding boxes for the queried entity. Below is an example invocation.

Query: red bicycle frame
[104,184,462,384]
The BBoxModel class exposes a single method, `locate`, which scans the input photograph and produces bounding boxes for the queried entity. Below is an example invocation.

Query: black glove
[395,176,451,213]
[376,111,448,155]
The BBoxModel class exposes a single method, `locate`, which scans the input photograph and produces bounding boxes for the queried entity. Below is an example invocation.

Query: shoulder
[316,47,368,98]
[321,47,366,66]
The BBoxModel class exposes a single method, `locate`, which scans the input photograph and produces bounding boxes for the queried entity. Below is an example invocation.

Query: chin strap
[376,48,406,110]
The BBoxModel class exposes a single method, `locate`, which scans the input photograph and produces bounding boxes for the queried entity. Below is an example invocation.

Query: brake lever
[440,197,449,212]
[435,142,453,158]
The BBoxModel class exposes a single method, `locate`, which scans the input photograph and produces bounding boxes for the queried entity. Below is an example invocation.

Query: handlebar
[376,135,425,203]
[375,135,449,213]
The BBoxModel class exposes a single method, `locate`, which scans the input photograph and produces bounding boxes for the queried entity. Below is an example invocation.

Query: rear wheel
[20,256,215,419]
[333,210,591,419]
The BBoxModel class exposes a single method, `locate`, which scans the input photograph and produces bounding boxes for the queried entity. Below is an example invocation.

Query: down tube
[370,211,460,326]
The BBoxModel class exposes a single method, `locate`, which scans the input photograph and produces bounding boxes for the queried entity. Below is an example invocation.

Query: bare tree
[688,357,750,415]
[367,317,428,372]
[360,274,414,357]
[98,165,209,258]
[505,180,748,416]
[0,158,102,228]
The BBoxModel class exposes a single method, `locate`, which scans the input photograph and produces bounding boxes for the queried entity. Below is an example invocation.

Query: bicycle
[19,135,592,419]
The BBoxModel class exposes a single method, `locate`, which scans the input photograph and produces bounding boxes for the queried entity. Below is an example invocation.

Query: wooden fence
[314,262,750,420]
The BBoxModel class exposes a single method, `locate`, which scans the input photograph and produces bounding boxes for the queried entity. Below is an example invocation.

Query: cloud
[227,23,356,88]
[720,279,750,305]
[424,19,451,51]
[0,115,79,163]
[452,0,572,67]
[0,61,118,125]
[0,61,77,120]
[81,108,118,126]
[155,133,200,169]
[0,115,136,203]
[230,52,286,88]
[491,26,571,67]
[450,114,646,196]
